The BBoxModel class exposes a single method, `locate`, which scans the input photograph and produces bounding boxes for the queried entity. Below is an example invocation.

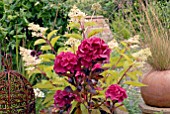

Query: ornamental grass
[139,0,170,71]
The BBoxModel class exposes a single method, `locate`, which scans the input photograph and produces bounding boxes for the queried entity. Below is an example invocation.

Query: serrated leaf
[100,105,111,114]
[47,30,57,40]
[40,45,51,51]
[91,109,101,114]
[50,36,60,46]
[81,104,88,114]
[124,81,147,87]
[34,39,46,45]
[87,28,103,38]
[64,33,82,39]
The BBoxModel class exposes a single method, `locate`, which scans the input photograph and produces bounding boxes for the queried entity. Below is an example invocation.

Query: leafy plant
[0,0,70,71]
[20,6,146,114]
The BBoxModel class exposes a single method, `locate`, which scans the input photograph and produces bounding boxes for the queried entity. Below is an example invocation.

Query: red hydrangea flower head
[105,84,127,102]
[77,37,111,68]
[54,90,75,108]
[54,52,78,74]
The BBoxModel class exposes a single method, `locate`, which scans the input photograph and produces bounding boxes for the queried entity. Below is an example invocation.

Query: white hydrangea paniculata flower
[124,35,140,44]
[20,47,42,70]
[34,88,45,98]
[108,39,119,49]
[28,23,48,37]
[65,37,81,46]
[68,5,86,23]
[132,48,152,68]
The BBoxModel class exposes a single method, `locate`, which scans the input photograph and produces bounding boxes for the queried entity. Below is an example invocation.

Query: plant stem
[52,4,59,30]
[117,65,133,84]
[80,21,86,39]
[43,37,57,55]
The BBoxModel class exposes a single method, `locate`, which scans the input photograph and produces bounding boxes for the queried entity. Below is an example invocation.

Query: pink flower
[54,52,78,74]
[54,90,75,108]
[105,84,127,102]
[92,63,101,71]
[75,71,85,82]
[77,37,111,68]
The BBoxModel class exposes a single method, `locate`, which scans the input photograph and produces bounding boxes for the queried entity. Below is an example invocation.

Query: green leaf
[124,81,147,87]
[47,30,58,40]
[13,34,26,39]
[115,103,128,112]
[70,101,78,113]
[87,28,103,38]
[45,100,54,108]
[84,21,96,27]
[121,53,132,62]
[68,22,80,29]
[80,104,88,114]
[123,61,133,69]
[50,36,60,46]
[40,45,51,51]
[64,33,82,39]
[34,80,54,89]
[43,92,55,105]
[34,39,46,46]
[100,105,111,114]
[91,109,101,114]
[39,53,55,60]
[126,71,142,81]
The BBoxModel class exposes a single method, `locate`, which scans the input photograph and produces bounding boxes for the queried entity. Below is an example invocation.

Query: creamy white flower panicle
[130,44,140,49]
[28,23,48,37]
[132,48,151,61]
[68,5,86,23]
[108,39,119,49]
[124,35,140,44]
[20,47,41,70]
[65,37,81,46]
[34,88,45,98]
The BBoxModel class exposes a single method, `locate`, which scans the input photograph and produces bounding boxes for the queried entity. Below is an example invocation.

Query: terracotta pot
[141,70,170,107]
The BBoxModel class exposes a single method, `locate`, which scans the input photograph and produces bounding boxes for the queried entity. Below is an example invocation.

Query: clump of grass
[139,0,170,71]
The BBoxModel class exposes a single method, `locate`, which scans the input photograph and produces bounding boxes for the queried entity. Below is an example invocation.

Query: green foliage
[101,42,144,88]
[0,0,70,71]
[123,88,142,114]
[111,17,132,40]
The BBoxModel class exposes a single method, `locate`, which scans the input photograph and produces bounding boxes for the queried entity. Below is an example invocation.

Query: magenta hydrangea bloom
[92,63,101,71]
[54,90,75,108]
[54,52,78,74]
[77,37,111,68]
[75,71,85,83]
[105,84,127,102]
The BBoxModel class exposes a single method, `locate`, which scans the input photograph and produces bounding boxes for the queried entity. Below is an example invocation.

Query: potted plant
[140,1,170,107]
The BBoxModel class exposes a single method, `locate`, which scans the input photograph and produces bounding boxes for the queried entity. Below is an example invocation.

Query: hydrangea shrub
[53,37,127,113]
